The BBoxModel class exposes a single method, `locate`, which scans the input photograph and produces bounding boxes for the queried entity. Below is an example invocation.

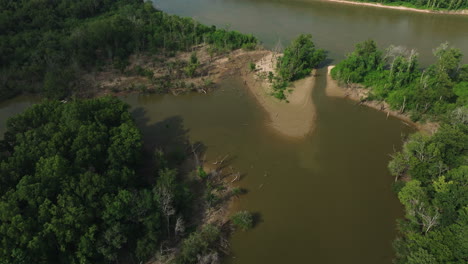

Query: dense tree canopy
[0,0,257,101]
[277,34,325,82]
[331,40,468,121]
[0,97,192,263]
[389,117,468,264]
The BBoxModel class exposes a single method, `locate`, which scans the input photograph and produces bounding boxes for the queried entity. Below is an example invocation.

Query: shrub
[231,211,254,231]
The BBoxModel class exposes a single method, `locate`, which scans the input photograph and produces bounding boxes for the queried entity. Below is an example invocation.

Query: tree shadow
[251,211,264,228]
[318,57,334,69]
[132,107,190,153]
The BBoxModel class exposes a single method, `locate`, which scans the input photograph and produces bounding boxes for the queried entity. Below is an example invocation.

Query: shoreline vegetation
[326,66,438,133]
[322,0,468,15]
[1,0,467,263]
[0,1,260,263]
[329,39,467,264]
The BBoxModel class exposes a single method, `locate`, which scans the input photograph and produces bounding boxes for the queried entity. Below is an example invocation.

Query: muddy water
[0,71,413,264]
[118,69,413,264]
[154,0,468,65]
[2,0,464,262]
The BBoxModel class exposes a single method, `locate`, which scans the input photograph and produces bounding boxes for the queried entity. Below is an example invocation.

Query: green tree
[0,97,168,263]
[231,211,254,231]
[277,34,325,82]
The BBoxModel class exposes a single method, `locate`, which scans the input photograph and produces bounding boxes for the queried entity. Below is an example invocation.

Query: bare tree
[418,206,440,234]
[175,216,186,237]
[198,252,220,264]
[159,187,176,236]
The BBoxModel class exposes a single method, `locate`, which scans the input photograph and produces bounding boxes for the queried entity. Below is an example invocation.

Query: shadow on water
[132,107,190,152]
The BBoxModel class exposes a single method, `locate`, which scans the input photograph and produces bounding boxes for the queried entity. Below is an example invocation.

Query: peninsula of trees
[332,40,468,263]
[1,0,467,263]
[0,0,257,101]
[331,40,467,122]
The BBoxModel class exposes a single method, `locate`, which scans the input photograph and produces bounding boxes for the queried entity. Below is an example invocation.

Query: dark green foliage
[0,0,258,101]
[349,0,468,10]
[331,40,384,84]
[389,119,468,264]
[184,52,199,78]
[197,166,208,179]
[175,224,221,264]
[0,97,190,263]
[277,34,325,82]
[249,62,257,72]
[332,41,467,120]
[230,211,254,231]
[273,34,325,99]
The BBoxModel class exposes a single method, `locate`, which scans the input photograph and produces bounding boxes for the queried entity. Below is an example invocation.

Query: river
[154,0,468,65]
[1,0,467,263]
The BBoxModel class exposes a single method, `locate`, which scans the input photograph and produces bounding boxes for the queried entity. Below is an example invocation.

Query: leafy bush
[176,224,221,264]
[277,34,325,82]
[249,62,256,71]
[331,40,467,120]
[0,0,258,101]
[231,211,254,231]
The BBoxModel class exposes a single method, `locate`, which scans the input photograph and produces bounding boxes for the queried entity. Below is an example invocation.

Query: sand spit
[326,66,438,134]
[241,53,316,138]
[323,0,468,15]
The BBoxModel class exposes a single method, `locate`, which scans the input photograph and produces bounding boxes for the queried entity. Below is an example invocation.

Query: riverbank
[78,46,266,98]
[85,45,318,139]
[322,0,468,15]
[240,52,317,138]
[326,66,438,133]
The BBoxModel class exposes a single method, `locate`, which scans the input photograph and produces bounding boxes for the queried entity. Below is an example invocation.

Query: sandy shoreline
[240,52,316,138]
[322,0,468,15]
[326,66,438,133]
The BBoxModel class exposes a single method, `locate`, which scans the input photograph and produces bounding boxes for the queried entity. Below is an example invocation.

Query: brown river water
[1,0,467,263]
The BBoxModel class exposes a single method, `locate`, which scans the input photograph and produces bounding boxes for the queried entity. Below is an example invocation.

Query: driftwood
[213,154,229,165]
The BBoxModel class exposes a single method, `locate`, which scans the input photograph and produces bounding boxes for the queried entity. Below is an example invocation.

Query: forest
[332,39,468,263]
[389,118,467,263]
[0,0,257,101]
[350,0,468,10]
[0,96,250,263]
[331,40,467,122]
